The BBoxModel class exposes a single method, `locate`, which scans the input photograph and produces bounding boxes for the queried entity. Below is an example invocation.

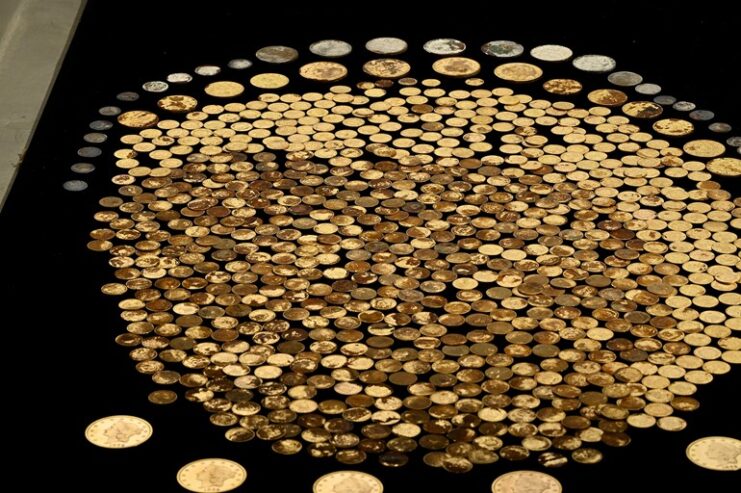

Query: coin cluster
[87,41,741,472]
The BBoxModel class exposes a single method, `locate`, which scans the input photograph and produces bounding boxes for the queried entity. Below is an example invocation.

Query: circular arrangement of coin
[85,36,740,472]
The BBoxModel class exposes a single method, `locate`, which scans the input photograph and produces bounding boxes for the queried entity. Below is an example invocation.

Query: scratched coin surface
[85,415,152,449]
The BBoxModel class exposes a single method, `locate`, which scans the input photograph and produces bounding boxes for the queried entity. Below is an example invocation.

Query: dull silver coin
[673,101,696,112]
[424,38,466,55]
[725,136,741,147]
[365,37,408,55]
[709,122,732,133]
[689,109,714,121]
[83,133,107,144]
[256,45,299,63]
[98,106,121,116]
[194,65,221,76]
[654,95,677,105]
[89,120,113,131]
[607,70,643,87]
[228,58,253,70]
[142,81,169,93]
[481,40,524,58]
[573,54,616,73]
[116,91,139,102]
[530,44,572,62]
[71,162,96,174]
[309,39,352,58]
[77,146,101,158]
[635,83,662,96]
[167,72,193,84]
[63,180,88,192]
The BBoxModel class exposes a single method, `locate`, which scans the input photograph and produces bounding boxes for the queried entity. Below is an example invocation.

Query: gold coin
[706,157,741,177]
[362,59,411,79]
[313,471,383,493]
[204,81,245,98]
[587,89,628,107]
[177,458,247,493]
[493,63,543,82]
[652,118,694,136]
[299,61,348,82]
[157,95,199,113]
[686,436,741,471]
[148,389,178,405]
[542,78,582,95]
[491,470,562,493]
[250,73,289,89]
[84,415,152,449]
[622,101,663,119]
[683,139,726,157]
[432,57,481,78]
[117,110,158,128]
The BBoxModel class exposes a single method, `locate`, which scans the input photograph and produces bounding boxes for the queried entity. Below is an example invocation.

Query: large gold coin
[686,436,741,471]
[362,59,411,78]
[707,157,741,177]
[587,88,628,107]
[250,73,289,89]
[84,415,152,449]
[494,63,543,82]
[299,61,348,82]
[313,471,383,493]
[432,57,481,77]
[157,95,198,113]
[117,110,158,128]
[491,470,562,493]
[652,118,694,137]
[683,139,726,158]
[204,81,245,98]
[622,101,663,119]
[177,458,247,492]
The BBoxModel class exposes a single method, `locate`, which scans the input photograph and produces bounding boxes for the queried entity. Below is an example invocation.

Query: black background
[2,0,740,491]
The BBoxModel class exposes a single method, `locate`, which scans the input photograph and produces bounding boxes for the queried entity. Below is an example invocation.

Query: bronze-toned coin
[652,118,694,137]
[363,59,411,79]
[622,101,663,119]
[310,39,352,58]
[424,38,466,55]
[491,470,562,493]
[117,110,159,128]
[177,458,247,492]
[148,389,178,405]
[313,471,383,493]
[706,157,741,177]
[85,415,152,449]
[494,63,543,82]
[686,437,741,471]
[250,73,289,89]
[432,57,481,77]
[543,79,582,95]
[204,81,245,98]
[299,62,348,82]
[365,37,407,55]
[256,45,298,64]
[588,89,628,107]
[157,95,198,113]
[683,139,726,157]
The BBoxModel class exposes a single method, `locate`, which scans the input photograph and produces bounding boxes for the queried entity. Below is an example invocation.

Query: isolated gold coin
[494,62,543,82]
[363,59,411,78]
[683,139,726,158]
[157,95,198,113]
[117,110,158,128]
[177,458,247,492]
[250,73,289,89]
[652,118,694,136]
[299,61,348,82]
[686,436,741,471]
[706,157,741,177]
[313,471,383,493]
[205,81,245,98]
[85,415,152,449]
[432,57,481,77]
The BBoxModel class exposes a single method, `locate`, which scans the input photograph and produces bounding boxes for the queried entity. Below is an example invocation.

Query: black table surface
[2,1,739,491]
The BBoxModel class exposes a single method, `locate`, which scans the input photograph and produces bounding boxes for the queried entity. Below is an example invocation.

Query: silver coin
[98,106,121,116]
[77,146,101,158]
[194,65,221,76]
[689,109,714,121]
[635,83,662,96]
[89,120,113,131]
[227,58,253,70]
[256,45,299,63]
[167,72,193,83]
[63,180,88,192]
[737,147,741,156]
[530,44,572,62]
[654,95,677,105]
[709,122,732,133]
[116,91,139,102]
[481,40,524,58]
[673,101,696,112]
[423,38,466,55]
[607,71,643,87]
[309,39,352,58]
[572,54,617,73]
[71,162,96,174]
[365,37,408,55]
[142,80,169,93]
[726,136,741,147]
[83,133,107,144]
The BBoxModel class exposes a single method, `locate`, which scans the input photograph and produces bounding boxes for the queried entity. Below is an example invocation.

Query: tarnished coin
[63,179,88,192]
[256,45,298,64]
[177,459,247,492]
[588,88,628,107]
[686,437,741,471]
[204,81,245,98]
[622,101,663,119]
[363,59,411,78]
[683,139,726,157]
[706,157,741,177]
[709,122,732,133]
[148,389,178,405]
[366,37,407,55]
[313,471,383,493]
[85,415,152,449]
[142,80,169,93]
[227,59,252,70]
[250,73,290,89]
[654,94,677,105]
[673,100,696,112]
[543,79,582,95]
[607,70,643,86]
[117,91,139,102]
[573,54,617,73]
[494,62,543,82]
[158,95,199,113]
[689,109,715,121]
[726,136,741,147]
[117,110,159,128]
[481,40,524,58]
[530,44,573,62]
[310,39,352,58]
[652,118,694,137]
[491,470,562,493]
[424,38,466,55]
[299,61,348,82]
[71,162,95,174]
[432,57,480,77]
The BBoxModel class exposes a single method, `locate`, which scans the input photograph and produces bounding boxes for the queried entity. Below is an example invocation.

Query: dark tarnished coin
[607,70,643,86]
[423,38,466,55]
[481,40,524,58]
[256,45,299,64]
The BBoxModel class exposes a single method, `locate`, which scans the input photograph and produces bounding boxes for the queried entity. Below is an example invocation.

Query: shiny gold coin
[117,110,158,128]
[432,57,481,78]
[683,139,726,157]
[177,458,247,492]
[84,415,152,449]
[491,470,562,493]
[157,95,199,113]
[204,81,245,98]
[622,101,663,119]
[706,157,741,177]
[148,389,178,405]
[652,118,694,137]
[493,63,543,82]
[250,73,289,89]
[313,471,383,493]
[362,59,411,79]
[299,61,348,82]
[587,89,628,107]
[686,436,741,471]
[542,78,582,95]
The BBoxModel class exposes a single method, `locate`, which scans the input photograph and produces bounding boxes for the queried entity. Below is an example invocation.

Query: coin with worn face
[588,88,628,107]
[543,79,582,95]
[250,73,289,89]
[683,139,726,157]
[491,470,562,493]
[365,37,407,55]
[573,54,617,72]
[300,61,348,82]
[85,415,152,448]
[652,118,695,137]
[706,157,741,177]
[157,95,198,113]
[607,70,643,86]
[167,72,193,83]
[622,101,663,119]
[494,62,543,82]
[424,38,466,55]
[63,179,88,191]
[117,110,159,128]
[142,80,168,93]
[481,40,524,58]
[530,44,573,62]
[363,59,411,78]
[686,437,741,471]
[310,39,352,58]
[177,459,247,492]
[635,82,662,95]
[432,57,480,77]
[256,45,298,64]
[313,471,383,493]
[204,81,245,98]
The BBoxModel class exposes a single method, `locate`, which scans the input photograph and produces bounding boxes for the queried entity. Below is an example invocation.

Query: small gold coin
[363,59,411,78]
[587,88,628,107]
[204,81,245,98]
[148,389,178,405]
[683,139,726,158]
[491,470,562,493]
[652,118,695,136]
[622,101,663,119]
[117,110,159,128]
[707,157,741,176]
[432,57,481,77]
[543,78,582,95]
[686,436,741,471]
[85,415,152,449]
[299,61,348,82]
[157,95,198,113]
[494,63,543,82]
[250,73,289,89]
[177,458,247,492]
[313,471,383,493]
